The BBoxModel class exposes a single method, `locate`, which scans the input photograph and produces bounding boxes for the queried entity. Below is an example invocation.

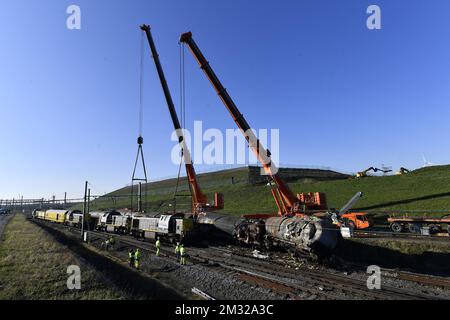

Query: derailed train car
[32,208,193,242]
[32,209,97,229]
[64,210,83,228]
[32,209,67,223]
[196,212,339,255]
[131,212,194,242]
[44,209,67,223]
[94,210,129,233]
[264,216,338,255]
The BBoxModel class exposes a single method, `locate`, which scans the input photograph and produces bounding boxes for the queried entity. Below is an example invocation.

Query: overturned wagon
[196,212,339,255]
[264,215,338,254]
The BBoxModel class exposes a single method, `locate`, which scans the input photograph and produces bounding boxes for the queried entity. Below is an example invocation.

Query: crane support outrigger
[179,32,325,217]
[141,25,223,214]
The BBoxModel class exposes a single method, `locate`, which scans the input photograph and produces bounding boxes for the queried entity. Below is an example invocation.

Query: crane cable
[131,30,148,212]
[138,31,145,138]
[173,43,187,210]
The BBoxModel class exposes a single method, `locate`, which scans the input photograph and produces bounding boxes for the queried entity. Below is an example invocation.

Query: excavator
[395,167,410,175]
[140,25,223,215]
[356,167,392,178]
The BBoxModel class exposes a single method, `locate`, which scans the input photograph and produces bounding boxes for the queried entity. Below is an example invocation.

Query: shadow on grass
[36,221,184,300]
[335,239,450,277]
[356,192,450,211]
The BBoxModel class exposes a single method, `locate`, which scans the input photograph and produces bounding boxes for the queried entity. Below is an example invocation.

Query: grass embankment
[81,165,450,217]
[0,214,127,299]
[351,238,450,255]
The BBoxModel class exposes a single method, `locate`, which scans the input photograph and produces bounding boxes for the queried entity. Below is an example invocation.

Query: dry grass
[0,214,127,300]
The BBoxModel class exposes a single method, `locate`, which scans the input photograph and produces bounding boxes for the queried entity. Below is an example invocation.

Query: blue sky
[1,0,450,199]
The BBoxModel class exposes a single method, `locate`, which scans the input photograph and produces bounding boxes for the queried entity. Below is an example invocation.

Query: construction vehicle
[395,167,410,175]
[140,25,223,215]
[356,167,392,178]
[340,212,371,229]
[329,192,371,229]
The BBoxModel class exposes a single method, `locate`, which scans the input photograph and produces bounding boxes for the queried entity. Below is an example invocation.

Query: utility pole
[81,181,88,238]
[64,192,67,207]
[87,188,91,216]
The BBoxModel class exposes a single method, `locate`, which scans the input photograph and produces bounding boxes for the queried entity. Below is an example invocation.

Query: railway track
[79,228,397,299]
[353,229,450,241]
[196,246,441,300]
[31,218,448,300]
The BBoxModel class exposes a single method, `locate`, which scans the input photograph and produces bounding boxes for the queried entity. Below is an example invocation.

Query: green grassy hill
[84,165,450,217]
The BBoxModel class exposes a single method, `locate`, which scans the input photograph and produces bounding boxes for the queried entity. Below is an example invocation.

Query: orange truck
[333,192,372,230]
[340,212,372,229]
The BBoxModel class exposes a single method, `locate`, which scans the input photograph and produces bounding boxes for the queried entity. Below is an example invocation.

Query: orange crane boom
[141,25,223,214]
[179,32,323,216]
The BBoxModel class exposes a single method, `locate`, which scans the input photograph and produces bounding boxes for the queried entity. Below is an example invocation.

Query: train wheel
[408,223,420,234]
[391,223,403,233]
[429,225,440,234]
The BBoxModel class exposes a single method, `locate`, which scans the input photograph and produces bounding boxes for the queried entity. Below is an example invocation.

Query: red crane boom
[141,25,223,214]
[180,32,326,216]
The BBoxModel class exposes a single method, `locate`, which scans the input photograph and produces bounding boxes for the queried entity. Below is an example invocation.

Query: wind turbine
[422,155,436,168]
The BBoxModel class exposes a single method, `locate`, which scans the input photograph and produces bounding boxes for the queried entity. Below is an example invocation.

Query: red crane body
[179,32,326,216]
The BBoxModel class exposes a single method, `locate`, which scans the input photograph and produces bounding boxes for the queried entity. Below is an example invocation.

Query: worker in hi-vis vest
[128,249,135,267]
[155,238,161,256]
[180,244,186,265]
[175,242,181,260]
[134,248,141,269]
